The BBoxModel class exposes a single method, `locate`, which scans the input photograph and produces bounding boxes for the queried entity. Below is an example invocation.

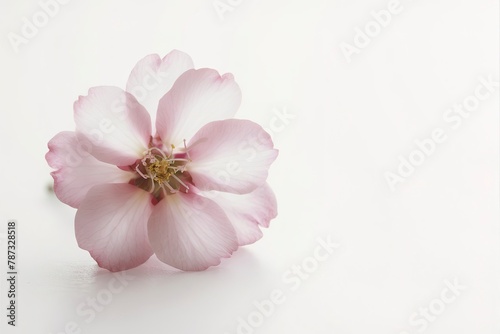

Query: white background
[0,0,498,333]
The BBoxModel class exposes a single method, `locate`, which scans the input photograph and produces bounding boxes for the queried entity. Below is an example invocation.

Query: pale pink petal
[75,184,154,272]
[46,131,134,208]
[204,183,277,246]
[148,192,238,271]
[156,68,241,147]
[74,86,152,166]
[187,119,278,194]
[126,51,194,118]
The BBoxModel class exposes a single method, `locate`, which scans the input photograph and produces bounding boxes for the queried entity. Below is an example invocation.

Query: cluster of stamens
[135,144,191,196]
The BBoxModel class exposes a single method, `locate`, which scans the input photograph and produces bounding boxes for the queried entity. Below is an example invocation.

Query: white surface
[0,0,498,333]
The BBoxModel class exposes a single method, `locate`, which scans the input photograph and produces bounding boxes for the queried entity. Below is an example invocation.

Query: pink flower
[46,50,278,272]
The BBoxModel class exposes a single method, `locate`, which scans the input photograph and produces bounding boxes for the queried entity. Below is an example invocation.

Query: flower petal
[148,192,238,271]
[75,183,154,272]
[126,51,194,117]
[187,119,278,194]
[46,131,134,208]
[203,183,277,246]
[74,86,152,166]
[156,68,241,147]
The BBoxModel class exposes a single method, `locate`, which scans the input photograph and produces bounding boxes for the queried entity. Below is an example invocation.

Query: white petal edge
[148,192,238,271]
[187,119,278,194]
[156,68,242,148]
[46,131,134,208]
[202,183,278,246]
[74,86,152,166]
[126,50,194,118]
[75,183,154,272]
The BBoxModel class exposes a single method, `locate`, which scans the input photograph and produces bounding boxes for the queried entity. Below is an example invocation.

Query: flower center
[134,145,191,197]
[148,159,173,184]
